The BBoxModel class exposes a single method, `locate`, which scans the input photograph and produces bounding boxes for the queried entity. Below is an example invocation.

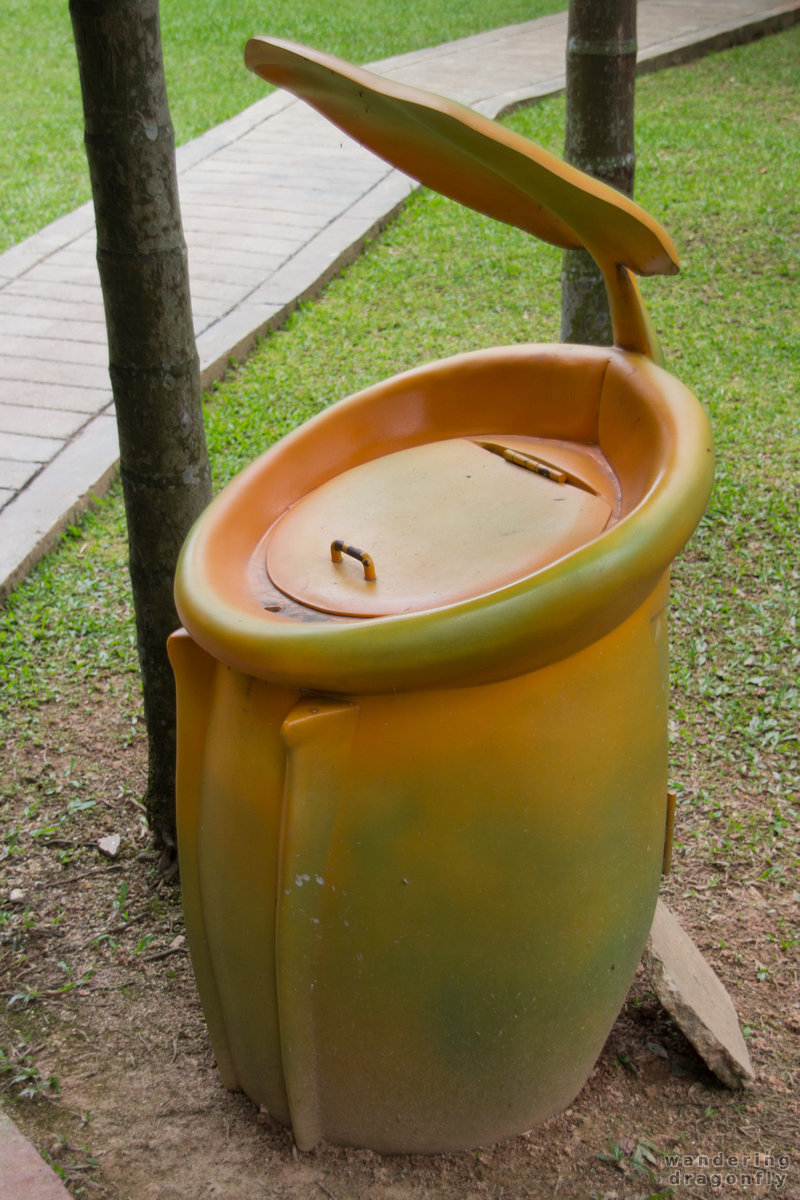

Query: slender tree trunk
[561,0,637,345]
[70,0,212,858]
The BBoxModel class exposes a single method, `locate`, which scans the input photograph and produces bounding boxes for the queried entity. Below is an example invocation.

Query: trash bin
[168,40,714,1154]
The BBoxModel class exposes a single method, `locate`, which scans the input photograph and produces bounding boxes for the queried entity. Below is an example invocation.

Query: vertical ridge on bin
[276,699,360,1150]
[168,631,238,1087]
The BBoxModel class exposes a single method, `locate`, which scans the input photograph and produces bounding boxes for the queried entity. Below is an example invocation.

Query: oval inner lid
[265,437,614,617]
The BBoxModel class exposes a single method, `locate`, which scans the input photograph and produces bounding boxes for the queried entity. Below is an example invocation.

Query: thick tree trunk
[70,0,212,856]
[561,0,637,345]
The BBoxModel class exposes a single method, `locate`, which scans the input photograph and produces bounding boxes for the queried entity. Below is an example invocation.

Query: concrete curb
[0,1110,72,1199]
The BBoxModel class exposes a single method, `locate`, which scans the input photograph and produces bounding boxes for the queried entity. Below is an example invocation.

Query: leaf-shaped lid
[245,35,679,359]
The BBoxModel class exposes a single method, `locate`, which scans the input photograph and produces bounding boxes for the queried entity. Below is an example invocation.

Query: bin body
[171,344,713,1152]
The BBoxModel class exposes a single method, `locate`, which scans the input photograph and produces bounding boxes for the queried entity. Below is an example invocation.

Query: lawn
[1,0,564,251]
[0,22,798,1200]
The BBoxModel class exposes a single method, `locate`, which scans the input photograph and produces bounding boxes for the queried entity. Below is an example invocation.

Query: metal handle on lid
[331,540,377,581]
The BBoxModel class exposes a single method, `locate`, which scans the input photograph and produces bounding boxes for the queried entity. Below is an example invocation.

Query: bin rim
[174,343,714,694]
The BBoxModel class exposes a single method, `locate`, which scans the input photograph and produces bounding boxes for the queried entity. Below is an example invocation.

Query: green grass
[0,0,564,251]
[1,28,798,888]
[0,499,140,738]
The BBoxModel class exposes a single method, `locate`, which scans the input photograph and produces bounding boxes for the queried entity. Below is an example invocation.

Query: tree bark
[561,0,637,345]
[70,0,212,856]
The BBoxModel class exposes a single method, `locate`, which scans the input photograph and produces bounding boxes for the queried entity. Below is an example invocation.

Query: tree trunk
[69,0,212,858]
[560,0,637,345]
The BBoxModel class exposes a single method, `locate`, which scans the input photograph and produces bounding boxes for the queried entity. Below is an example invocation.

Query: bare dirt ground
[1,683,798,1200]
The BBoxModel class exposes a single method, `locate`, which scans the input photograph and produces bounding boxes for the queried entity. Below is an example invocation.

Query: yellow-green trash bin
[167,40,714,1154]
